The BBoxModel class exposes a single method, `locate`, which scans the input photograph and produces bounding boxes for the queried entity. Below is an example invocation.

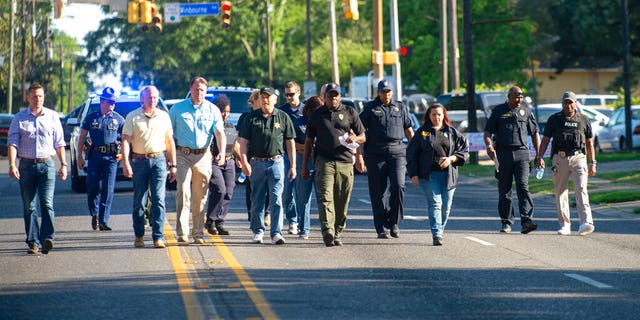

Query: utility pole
[372,0,383,83]
[267,0,273,86]
[21,0,27,103]
[448,0,460,90]
[463,0,478,164]
[329,0,339,84]
[440,0,448,94]
[389,0,402,100]
[305,0,312,81]
[8,0,16,113]
[622,0,632,151]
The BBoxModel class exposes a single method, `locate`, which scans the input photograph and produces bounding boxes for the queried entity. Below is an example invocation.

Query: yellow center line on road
[208,233,279,320]
[164,222,203,320]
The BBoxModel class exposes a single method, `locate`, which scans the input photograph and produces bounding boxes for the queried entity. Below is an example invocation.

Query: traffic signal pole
[372,0,383,83]
[389,0,402,101]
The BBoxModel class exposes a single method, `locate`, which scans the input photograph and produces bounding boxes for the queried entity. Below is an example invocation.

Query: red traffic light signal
[221,1,231,29]
[399,45,413,57]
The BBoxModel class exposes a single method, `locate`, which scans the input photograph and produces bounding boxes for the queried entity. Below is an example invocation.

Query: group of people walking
[8,81,598,254]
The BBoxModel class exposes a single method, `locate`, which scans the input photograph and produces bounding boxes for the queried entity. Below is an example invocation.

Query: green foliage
[590,190,640,204]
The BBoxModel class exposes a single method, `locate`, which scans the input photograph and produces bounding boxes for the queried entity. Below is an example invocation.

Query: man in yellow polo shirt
[122,86,177,249]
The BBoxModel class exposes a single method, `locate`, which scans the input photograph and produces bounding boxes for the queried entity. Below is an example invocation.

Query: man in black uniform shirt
[484,86,541,234]
[356,80,414,239]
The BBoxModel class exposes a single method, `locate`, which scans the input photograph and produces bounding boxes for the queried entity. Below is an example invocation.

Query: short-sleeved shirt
[306,104,365,163]
[543,111,593,154]
[238,108,295,158]
[81,110,125,146]
[9,107,66,159]
[122,107,173,154]
[279,102,307,145]
[484,102,539,149]
[359,97,413,155]
[169,99,223,149]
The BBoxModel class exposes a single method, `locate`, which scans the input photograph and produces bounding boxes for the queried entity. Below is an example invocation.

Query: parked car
[185,86,255,127]
[405,93,436,123]
[341,97,365,113]
[68,90,170,193]
[59,105,83,147]
[596,105,640,152]
[575,94,619,117]
[0,113,14,156]
[436,91,507,132]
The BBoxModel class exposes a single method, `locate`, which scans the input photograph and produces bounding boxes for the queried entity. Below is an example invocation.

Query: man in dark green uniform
[301,83,366,247]
[238,87,296,245]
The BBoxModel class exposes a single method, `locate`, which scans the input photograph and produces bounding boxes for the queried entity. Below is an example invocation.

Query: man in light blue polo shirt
[169,76,226,245]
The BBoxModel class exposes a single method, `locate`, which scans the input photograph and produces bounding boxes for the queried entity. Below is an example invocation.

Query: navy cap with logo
[99,87,118,103]
[378,80,393,92]
[260,87,277,97]
[325,82,340,94]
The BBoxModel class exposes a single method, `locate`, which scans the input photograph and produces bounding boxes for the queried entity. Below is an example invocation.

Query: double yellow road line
[164,222,278,320]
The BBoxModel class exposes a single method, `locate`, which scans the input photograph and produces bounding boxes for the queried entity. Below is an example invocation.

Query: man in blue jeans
[122,86,177,249]
[8,84,67,255]
[238,87,296,245]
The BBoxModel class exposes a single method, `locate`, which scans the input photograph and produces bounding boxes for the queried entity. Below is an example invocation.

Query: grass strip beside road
[597,170,640,185]
[590,190,640,204]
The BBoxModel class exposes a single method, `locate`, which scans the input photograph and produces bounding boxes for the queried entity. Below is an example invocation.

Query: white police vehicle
[68,90,170,193]
[184,86,255,127]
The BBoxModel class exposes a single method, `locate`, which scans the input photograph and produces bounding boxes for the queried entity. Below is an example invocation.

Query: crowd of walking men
[8,80,598,254]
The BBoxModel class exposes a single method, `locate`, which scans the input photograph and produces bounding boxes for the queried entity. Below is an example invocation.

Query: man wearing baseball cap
[537,91,597,236]
[238,87,297,245]
[356,80,414,239]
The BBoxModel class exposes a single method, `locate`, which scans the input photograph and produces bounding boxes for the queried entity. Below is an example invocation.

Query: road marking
[164,222,204,320]
[404,215,427,221]
[208,234,279,320]
[359,198,371,204]
[564,273,614,289]
[464,236,495,246]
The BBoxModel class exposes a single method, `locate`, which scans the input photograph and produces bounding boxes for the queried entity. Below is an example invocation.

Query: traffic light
[221,1,231,29]
[139,0,155,24]
[128,1,139,23]
[399,45,413,57]
[54,0,64,19]
[152,13,163,32]
[342,0,359,21]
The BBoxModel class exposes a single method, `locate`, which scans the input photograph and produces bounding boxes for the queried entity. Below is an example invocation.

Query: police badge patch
[338,114,344,120]
[519,109,525,117]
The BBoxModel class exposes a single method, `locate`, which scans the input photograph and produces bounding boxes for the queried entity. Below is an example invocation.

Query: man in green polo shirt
[301,83,366,247]
[238,87,296,245]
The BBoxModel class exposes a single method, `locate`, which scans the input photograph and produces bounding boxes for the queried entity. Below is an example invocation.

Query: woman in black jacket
[406,103,469,246]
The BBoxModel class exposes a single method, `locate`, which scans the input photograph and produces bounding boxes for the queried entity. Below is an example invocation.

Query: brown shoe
[154,239,166,248]
[177,235,188,243]
[27,245,39,254]
[134,237,145,248]
[42,239,54,254]
[193,238,205,245]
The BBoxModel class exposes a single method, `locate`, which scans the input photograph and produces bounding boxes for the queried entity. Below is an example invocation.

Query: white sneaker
[578,223,595,236]
[288,222,299,235]
[271,233,286,245]
[252,233,264,244]
[557,225,571,236]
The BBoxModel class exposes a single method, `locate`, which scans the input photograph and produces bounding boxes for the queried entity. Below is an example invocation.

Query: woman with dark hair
[205,94,238,235]
[406,103,469,246]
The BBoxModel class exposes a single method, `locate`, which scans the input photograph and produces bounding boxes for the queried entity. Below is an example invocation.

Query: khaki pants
[551,152,593,227]
[314,156,354,238]
[176,151,213,240]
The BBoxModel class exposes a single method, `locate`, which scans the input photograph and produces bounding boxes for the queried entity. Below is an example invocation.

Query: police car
[184,86,255,127]
[68,90,170,193]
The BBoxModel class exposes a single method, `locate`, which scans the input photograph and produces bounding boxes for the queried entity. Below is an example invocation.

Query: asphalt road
[1,157,639,320]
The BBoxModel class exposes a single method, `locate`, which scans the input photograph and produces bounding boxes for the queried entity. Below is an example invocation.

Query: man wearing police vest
[537,91,597,236]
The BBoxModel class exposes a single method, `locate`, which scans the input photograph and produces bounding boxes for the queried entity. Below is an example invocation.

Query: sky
[51,3,122,91]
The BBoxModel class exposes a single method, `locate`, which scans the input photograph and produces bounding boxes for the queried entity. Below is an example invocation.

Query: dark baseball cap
[325,83,340,94]
[260,87,277,96]
[378,80,393,92]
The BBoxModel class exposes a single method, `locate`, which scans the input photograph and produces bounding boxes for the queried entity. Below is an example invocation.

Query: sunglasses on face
[285,92,297,97]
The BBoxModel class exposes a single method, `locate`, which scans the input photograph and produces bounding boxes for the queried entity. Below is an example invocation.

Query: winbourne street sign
[164,2,220,23]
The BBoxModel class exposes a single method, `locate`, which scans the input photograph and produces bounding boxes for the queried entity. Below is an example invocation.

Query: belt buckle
[182,147,191,155]
[559,151,566,158]
[99,146,107,153]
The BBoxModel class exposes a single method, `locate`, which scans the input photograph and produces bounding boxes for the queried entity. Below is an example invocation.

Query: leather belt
[373,141,402,146]
[556,150,581,158]
[20,157,52,163]
[93,144,118,154]
[178,146,207,155]
[131,151,164,158]
[251,154,283,162]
